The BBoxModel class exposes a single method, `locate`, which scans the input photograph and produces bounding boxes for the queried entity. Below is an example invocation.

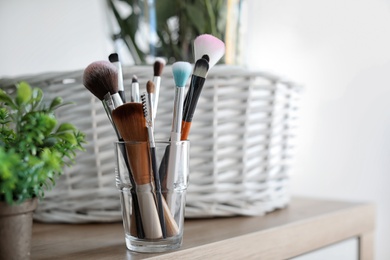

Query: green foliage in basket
[108,0,227,63]
[0,82,86,205]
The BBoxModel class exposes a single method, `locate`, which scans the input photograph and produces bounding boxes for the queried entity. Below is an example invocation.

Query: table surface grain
[31,197,375,260]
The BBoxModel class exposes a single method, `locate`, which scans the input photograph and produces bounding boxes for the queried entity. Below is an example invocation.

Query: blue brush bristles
[172,62,192,88]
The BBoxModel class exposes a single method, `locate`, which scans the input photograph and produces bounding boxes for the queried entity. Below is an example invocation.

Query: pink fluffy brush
[193,34,226,69]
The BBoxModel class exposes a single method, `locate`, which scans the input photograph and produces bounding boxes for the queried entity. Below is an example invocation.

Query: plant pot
[0,198,38,260]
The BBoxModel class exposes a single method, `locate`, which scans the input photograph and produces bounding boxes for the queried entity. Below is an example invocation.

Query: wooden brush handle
[162,196,180,237]
[181,120,191,140]
[125,142,162,239]
[137,184,163,239]
[125,142,152,185]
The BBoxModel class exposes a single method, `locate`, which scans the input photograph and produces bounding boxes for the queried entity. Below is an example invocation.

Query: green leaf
[49,97,63,110]
[16,82,32,106]
[31,88,43,109]
[56,123,76,133]
[0,89,17,109]
[57,132,77,145]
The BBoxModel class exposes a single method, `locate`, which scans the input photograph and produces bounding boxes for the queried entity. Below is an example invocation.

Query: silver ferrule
[111,93,123,108]
[147,92,154,128]
[171,87,185,134]
[131,82,140,103]
[147,126,156,148]
[104,93,115,112]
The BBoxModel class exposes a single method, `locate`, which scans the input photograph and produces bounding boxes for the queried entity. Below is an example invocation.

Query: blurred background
[1,0,390,258]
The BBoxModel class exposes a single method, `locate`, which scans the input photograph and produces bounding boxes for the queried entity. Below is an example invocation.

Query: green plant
[108,0,228,63]
[0,82,85,204]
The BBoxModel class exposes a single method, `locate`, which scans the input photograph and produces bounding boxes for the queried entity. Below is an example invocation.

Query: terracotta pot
[0,198,38,260]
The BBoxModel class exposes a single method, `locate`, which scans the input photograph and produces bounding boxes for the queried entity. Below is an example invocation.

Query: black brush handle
[182,76,206,123]
[150,146,167,238]
[118,142,145,239]
[118,91,126,103]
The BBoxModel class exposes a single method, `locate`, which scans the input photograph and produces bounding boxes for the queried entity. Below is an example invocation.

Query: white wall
[244,1,390,259]
[1,0,390,259]
[0,0,109,77]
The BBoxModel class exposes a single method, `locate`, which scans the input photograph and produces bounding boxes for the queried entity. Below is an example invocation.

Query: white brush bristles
[193,34,225,69]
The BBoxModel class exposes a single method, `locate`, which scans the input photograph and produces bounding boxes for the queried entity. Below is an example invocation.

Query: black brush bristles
[108,53,119,63]
[83,60,117,100]
[202,54,210,63]
[183,58,209,122]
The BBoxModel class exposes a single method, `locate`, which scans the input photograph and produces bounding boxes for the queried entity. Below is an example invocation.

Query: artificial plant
[0,82,85,204]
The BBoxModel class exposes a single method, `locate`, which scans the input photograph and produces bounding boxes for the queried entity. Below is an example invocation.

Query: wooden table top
[31,197,375,260]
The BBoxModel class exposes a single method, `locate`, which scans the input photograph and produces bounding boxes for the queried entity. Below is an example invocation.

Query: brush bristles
[193,58,209,78]
[112,103,148,142]
[172,62,192,87]
[140,94,148,119]
[132,75,138,83]
[153,58,166,76]
[194,34,225,69]
[146,81,155,94]
[108,53,119,63]
[83,60,118,100]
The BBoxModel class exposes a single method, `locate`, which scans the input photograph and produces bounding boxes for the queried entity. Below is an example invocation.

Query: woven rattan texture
[0,65,300,222]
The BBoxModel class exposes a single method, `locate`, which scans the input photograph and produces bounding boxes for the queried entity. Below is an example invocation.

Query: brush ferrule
[147,126,156,147]
[111,93,123,108]
[117,63,124,92]
[104,93,115,112]
[171,87,185,135]
[131,82,140,102]
[147,92,154,127]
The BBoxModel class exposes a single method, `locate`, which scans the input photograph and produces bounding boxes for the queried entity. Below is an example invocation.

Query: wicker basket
[0,65,300,222]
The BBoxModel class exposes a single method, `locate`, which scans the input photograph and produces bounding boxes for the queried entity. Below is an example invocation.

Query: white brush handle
[117,62,124,92]
[166,86,185,208]
[152,76,161,119]
[137,183,163,239]
[166,136,181,214]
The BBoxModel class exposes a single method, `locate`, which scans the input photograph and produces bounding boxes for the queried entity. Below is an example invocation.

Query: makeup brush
[165,61,192,210]
[109,53,126,103]
[83,60,114,101]
[193,34,226,69]
[83,60,117,132]
[152,57,166,119]
[142,87,179,237]
[141,81,167,238]
[83,61,145,239]
[89,60,123,109]
[130,75,140,103]
[112,103,163,239]
[181,58,210,140]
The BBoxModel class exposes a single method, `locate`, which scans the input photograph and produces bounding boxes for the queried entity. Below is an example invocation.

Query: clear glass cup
[115,140,189,253]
